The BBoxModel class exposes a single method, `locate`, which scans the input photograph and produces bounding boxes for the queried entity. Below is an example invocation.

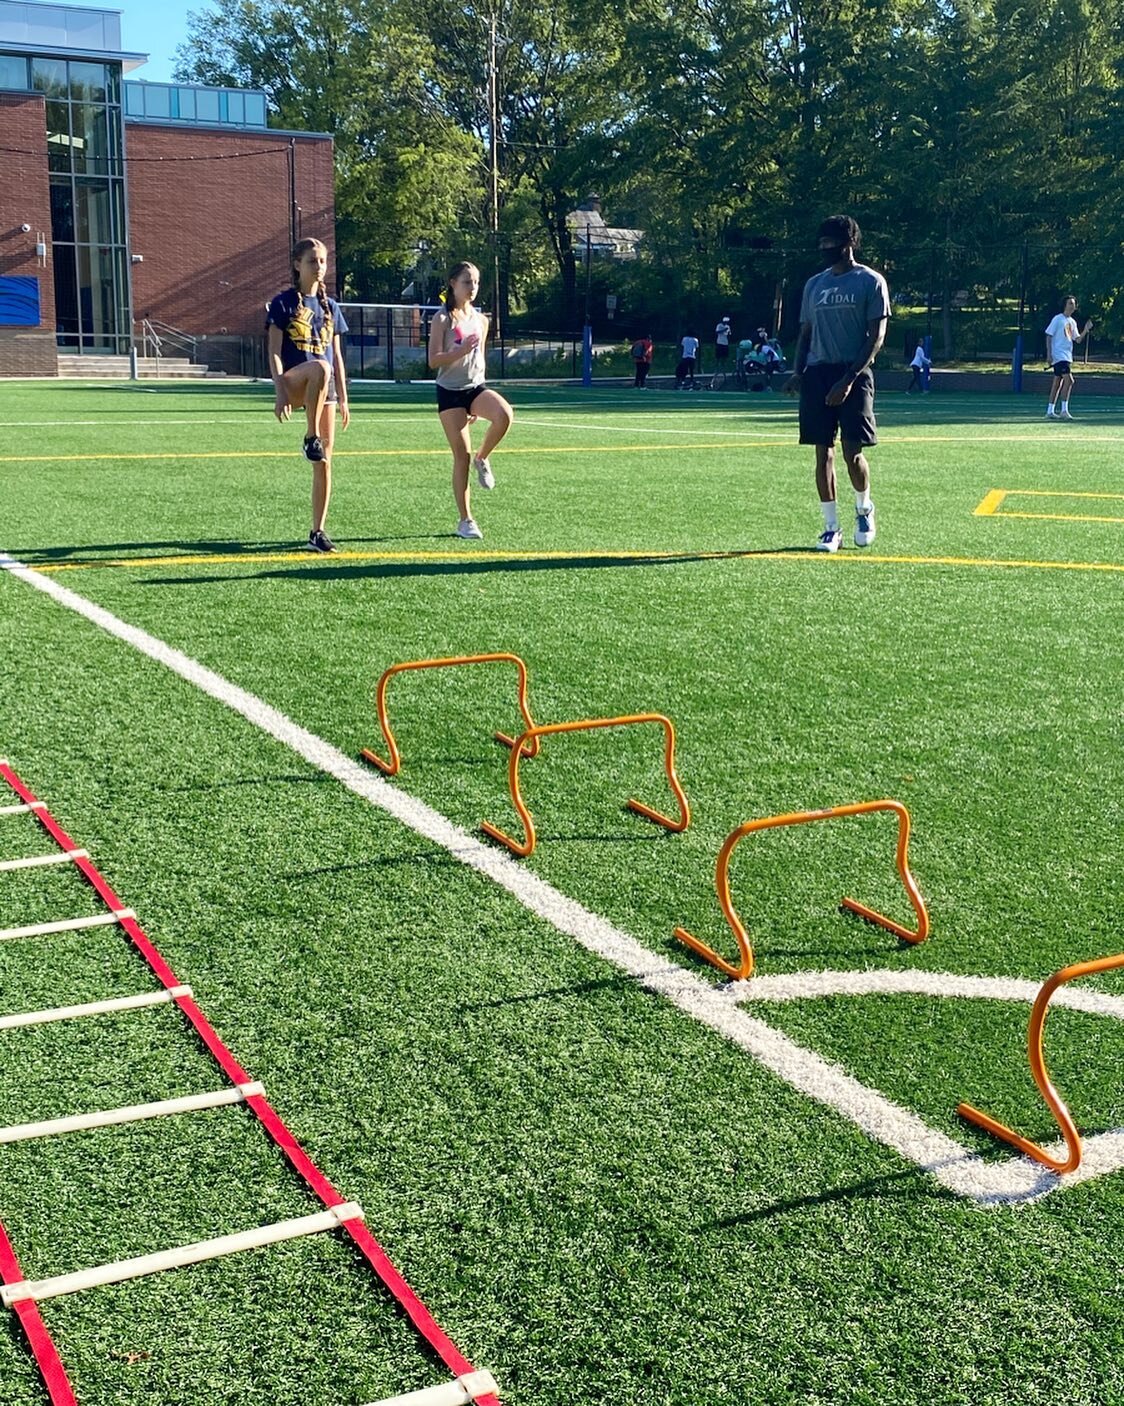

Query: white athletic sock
[1046,403,1055,415]
[1059,400,1068,413]
[821,501,839,531]
[854,488,872,513]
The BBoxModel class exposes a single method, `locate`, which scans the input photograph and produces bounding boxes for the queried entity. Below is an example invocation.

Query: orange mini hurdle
[957,950,1124,1175]
[674,799,929,981]
[480,714,690,859]
[360,653,539,776]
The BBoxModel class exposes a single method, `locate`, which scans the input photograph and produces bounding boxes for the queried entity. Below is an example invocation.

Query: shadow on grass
[142,546,816,587]
[162,772,328,792]
[13,534,446,564]
[454,976,635,1013]
[693,1166,940,1228]
[280,852,462,879]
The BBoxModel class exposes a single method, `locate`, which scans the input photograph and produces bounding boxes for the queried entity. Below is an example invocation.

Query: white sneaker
[456,518,483,539]
[854,503,876,547]
[474,455,495,489]
[815,528,843,553]
[1059,410,1074,420]
[1045,410,1057,419]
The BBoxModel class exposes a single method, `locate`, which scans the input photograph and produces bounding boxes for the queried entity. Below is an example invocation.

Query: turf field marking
[974,488,1124,526]
[519,418,1124,446]
[2,551,1120,1207]
[29,547,1124,577]
[0,444,783,464]
[740,968,1124,1020]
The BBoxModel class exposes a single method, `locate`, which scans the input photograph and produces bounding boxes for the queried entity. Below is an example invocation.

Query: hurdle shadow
[11,533,449,566]
[141,547,812,587]
[692,1167,941,1229]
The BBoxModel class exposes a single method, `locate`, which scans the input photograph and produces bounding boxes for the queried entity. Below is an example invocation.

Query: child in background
[267,238,350,552]
[428,261,514,539]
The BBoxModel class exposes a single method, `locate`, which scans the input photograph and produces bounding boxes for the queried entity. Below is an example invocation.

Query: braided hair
[290,238,333,335]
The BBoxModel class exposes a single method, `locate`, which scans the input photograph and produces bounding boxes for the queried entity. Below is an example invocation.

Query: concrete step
[56,354,222,380]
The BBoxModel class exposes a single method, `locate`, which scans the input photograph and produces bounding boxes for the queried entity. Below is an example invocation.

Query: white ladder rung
[0,849,86,873]
[0,909,134,942]
[0,801,46,817]
[0,985,192,1032]
[362,1371,500,1406]
[1,1201,365,1306]
[0,1081,265,1145]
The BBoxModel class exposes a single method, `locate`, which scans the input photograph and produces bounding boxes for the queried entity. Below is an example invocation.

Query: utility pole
[488,12,502,341]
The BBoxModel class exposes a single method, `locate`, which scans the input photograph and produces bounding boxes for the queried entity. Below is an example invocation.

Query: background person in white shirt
[714,317,732,363]
[1044,296,1093,419]
[907,340,931,393]
[676,333,700,388]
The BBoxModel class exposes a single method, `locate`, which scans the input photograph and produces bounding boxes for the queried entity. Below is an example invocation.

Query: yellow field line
[975,487,1124,524]
[0,443,786,464]
[994,510,1124,526]
[974,490,1006,516]
[30,547,1124,576]
[1001,488,1124,501]
[10,434,1124,466]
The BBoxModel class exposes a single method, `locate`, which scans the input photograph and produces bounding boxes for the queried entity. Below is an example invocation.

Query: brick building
[0,1,335,376]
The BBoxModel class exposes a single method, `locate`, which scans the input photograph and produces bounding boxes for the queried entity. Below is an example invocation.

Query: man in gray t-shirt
[784,215,890,552]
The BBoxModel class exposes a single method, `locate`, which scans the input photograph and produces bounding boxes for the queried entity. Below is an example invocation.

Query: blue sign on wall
[0,276,41,327]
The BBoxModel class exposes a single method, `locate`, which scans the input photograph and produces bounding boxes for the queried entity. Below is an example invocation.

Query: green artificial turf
[0,380,1122,1405]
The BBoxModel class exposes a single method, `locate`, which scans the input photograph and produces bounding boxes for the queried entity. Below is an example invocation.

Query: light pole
[487,11,502,342]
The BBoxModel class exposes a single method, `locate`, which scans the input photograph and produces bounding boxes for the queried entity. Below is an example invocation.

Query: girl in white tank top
[428,261,515,540]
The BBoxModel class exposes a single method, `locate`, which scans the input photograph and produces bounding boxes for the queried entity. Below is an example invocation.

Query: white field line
[0,420,259,427]
[0,550,1116,1207]
[739,968,1124,1020]
[517,416,791,440]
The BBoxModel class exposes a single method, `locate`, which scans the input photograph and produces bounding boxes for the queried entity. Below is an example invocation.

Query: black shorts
[715,344,729,361]
[1052,360,1073,378]
[799,364,877,447]
[436,383,486,415]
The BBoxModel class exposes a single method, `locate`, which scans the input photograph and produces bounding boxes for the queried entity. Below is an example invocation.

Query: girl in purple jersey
[267,238,350,552]
[427,260,514,539]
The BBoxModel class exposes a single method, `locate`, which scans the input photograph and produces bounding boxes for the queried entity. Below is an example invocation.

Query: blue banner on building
[0,277,41,327]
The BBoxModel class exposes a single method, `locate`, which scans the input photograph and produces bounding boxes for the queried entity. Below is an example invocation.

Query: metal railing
[136,317,198,362]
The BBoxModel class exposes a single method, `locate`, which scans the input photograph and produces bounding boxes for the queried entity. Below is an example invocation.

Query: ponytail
[443,260,479,316]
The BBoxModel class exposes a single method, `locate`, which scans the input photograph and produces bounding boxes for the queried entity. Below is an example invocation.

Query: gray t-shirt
[799,263,890,366]
[434,309,487,390]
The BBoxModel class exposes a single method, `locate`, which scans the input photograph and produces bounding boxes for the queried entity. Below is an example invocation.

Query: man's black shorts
[798,363,877,447]
[436,383,487,414]
[1052,360,1073,378]
[715,343,729,361]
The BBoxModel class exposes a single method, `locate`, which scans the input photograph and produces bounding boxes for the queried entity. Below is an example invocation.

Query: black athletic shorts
[436,383,487,414]
[798,363,877,447]
[1052,360,1073,378]
[715,344,729,361]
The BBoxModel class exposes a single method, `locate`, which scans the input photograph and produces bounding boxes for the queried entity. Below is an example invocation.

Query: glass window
[225,90,245,125]
[53,247,80,336]
[245,93,267,126]
[69,62,107,103]
[74,179,113,244]
[31,59,68,99]
[144,84,171,118]
[0,53,29,91]
[124,83,144,117]
[175,86,196,120]
[45,99,70,172]
[70,105,116,172]
[105,65,121,107]
[49,177,74,241]
[78,244,119,348]
[195,88,219,122]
